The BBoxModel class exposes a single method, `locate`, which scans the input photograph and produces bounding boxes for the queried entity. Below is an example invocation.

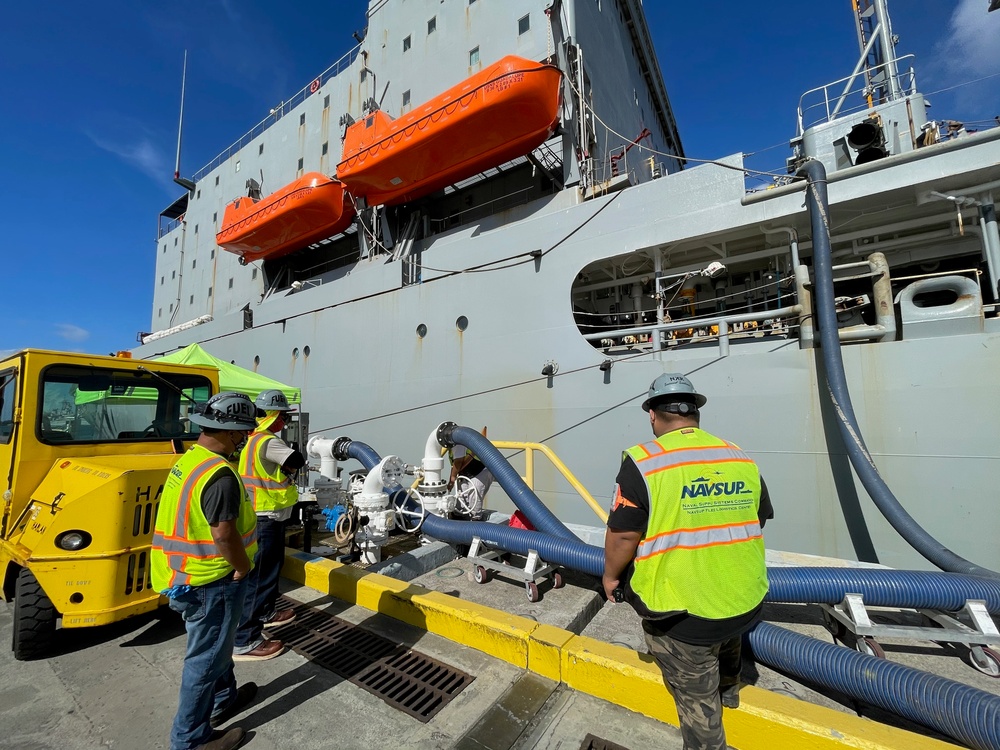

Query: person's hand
[602,575,620,603]
[233,568,249,582]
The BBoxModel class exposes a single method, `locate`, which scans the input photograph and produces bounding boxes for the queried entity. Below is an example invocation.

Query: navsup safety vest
[151,444,258,591]
[239,431,298,513]
[625,428,768,620]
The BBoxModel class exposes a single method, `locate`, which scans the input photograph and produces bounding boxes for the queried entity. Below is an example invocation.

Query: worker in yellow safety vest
[232,389,306,662]
[151,391,261,750]
[603,373,773,750]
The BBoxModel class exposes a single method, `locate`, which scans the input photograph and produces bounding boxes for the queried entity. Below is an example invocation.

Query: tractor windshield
[38,365,213,444]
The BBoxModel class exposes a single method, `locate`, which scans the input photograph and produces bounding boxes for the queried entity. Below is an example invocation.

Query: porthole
[456,316,469,331]
[416,324,428,338]
[303,346,311,357]
[292,348,300,359]
[253,355,260,366]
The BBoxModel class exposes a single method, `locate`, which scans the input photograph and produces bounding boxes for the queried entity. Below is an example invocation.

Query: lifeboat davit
[216,173,355,263]
[337,55,562,207]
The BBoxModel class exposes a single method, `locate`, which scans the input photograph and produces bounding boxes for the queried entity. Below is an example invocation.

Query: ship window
[228,278,234,289]
[518,14,529,35]
[259,143,264,155]
[416,323,427,338]
[427,17,436,34]
[208,287,213,297]
[469,0,477,4]
[297,157,304,170]
[174,237,178,246]
[215,175,220,186]
[169,303,173,312]
[324,94,330,109]
[172,270,176,279]
[162,244,166,254]
[189,295,194,304]
[213,212,217,224]
[158,308,162,318]
[469,47,479,66]
[402,90,410,108]
[252,269,258,280]
[192,259,196,269]
[196,189,201,199]
[160,276,164,285]
[194,224,198,234]
[403,35,411,52]
[299,113,306,126]
[322,141,329,155]
[211,249,215,259]
[236,160,241,172]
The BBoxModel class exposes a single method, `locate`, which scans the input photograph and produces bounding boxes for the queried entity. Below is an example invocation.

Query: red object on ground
[508,510,536,531]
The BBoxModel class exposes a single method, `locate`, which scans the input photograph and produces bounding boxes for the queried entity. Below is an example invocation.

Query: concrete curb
[282,551,959,750]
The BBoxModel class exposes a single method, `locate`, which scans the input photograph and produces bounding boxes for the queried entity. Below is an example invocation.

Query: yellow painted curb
[283,551,960,750]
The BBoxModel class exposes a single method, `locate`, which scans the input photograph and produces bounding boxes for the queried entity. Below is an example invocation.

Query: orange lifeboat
[337,55,562,207]
[216,173,355,263]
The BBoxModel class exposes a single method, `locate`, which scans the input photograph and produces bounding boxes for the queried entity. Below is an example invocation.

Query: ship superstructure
[138,0,1000,573]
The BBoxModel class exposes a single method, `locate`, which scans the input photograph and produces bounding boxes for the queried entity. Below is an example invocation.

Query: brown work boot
[233,638,285,662]
[194,726,246,750]
[262,608,297,629]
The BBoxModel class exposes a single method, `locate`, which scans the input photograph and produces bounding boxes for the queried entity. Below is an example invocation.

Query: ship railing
[583,305,804,357]
[797,55,917,135]
[490,440,608,523]
[158,216,183,239]
[188,44,362,185]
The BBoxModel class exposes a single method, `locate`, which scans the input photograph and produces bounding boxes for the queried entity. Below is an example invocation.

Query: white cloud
[932,0,1000,116]
[55,324,90,343]
[86,130,174,192]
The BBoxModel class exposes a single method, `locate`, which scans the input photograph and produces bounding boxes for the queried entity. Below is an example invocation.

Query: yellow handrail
[490,441,608,523]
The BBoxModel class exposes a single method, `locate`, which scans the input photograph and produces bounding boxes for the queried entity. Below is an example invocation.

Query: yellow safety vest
[239,430,298,513]
[151,444,258,591]
[625,428,768,620]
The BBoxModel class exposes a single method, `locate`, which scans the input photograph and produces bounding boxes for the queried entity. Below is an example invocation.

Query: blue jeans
[234,516,286,651]
[168,573,248,750]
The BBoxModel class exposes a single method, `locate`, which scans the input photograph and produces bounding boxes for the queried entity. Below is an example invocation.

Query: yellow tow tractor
[0,348,220,659]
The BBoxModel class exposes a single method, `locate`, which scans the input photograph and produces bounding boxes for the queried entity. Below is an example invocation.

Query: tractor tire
[12,568,56,660]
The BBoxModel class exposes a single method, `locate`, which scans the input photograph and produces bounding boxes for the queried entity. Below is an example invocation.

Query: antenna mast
[851,0,902,106]
[173,51,196,191]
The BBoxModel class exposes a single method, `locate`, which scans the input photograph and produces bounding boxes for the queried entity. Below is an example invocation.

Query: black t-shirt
[200,470,243,525]
[608,445,774,645]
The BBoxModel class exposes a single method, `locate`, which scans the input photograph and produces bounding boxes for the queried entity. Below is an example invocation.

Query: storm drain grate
[580,735,630,750]
[273,596,474,722]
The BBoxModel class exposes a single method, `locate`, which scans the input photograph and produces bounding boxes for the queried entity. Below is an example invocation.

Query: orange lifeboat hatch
[337,55,562,207]
[215,173,355,264]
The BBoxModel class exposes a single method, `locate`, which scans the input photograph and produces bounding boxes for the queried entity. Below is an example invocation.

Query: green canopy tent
[155,343,301,403]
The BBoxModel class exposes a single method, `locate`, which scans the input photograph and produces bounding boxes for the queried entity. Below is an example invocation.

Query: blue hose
[768,566,1000,613]
[340,437,1000,748]
[799,160,999,580]
[446,424,579,541]
[748,622,1000,750]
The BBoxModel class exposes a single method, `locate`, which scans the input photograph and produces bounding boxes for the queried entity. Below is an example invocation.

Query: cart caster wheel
[970,646,1000,678]
[474,565,490,584]
[822,611,846,641]
[526,582,540,602]
[856,637,885,659]
[552,572,564,589]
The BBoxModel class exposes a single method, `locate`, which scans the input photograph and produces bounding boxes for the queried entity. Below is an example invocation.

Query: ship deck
[1,535,995,750]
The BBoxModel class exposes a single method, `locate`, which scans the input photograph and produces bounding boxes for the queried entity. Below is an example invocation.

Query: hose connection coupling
[436,421,458,449]
[331,436,354,461]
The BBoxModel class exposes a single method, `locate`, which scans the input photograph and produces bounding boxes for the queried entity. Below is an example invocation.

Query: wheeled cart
[466,536,565,602]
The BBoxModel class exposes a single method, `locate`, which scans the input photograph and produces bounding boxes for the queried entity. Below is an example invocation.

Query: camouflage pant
[644,630,742,750]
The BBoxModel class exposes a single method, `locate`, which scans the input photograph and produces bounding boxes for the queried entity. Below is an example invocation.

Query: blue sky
[1,1,997,358]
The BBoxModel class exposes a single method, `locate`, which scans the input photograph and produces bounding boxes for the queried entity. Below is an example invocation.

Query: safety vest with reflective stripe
[151,444,258,591]
[625,428,768,620]
[238,431,298,513]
